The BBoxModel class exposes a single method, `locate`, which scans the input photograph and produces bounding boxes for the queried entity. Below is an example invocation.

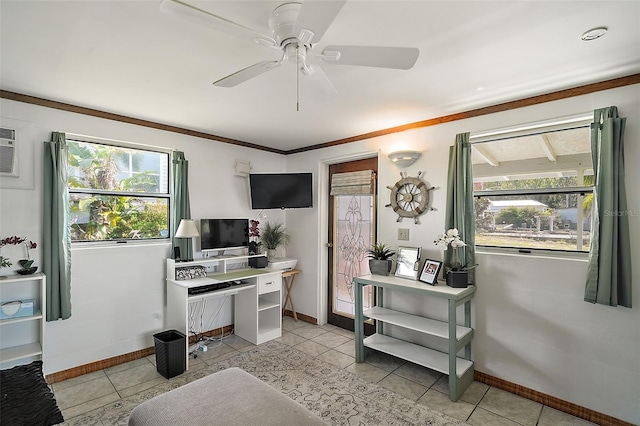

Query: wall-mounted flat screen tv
[249,173,313,210]
[200,219,248,252]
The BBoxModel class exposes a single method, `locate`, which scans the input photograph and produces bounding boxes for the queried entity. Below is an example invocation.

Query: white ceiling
[1,1,639,152]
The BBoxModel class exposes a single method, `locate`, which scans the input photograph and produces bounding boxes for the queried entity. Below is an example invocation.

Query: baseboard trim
[474,371,633,426]
[46,325,632,426]
[187,324,234,345]
[45,324,234,384]
[283,309,317,325]
[46,347,155,384]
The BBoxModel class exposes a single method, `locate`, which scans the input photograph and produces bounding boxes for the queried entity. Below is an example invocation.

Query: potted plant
[0,255,11,279]
[260,222,290,259]
[367,243,395,276]
[434,228,477,287]
[248,220,262,255]
[1,235,31,278]
[18,240,38,274]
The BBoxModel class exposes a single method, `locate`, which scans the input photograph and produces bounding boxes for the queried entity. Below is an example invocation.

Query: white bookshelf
[0,273,46,369]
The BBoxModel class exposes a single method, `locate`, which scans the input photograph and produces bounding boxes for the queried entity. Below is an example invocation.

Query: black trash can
[153,330,186,379]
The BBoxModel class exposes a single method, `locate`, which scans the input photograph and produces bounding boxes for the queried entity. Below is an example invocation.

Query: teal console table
[354,274,475,401]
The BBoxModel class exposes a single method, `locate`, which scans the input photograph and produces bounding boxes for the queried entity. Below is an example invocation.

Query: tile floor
[52,317,595,425]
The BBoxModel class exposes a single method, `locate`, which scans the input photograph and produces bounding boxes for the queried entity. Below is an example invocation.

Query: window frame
[66,134,173,245]
[471,114,594,256]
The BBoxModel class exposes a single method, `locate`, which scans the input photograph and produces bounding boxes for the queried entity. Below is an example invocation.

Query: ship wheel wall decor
[385,171,436,224]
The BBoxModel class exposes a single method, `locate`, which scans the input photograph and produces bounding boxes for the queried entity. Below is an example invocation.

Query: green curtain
[171,151,192,260]
[43,132,72,321]
[584,107,632,307]
[445,132,476,284]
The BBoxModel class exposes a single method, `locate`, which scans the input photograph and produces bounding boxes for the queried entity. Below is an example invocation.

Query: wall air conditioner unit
[0,127,19,177]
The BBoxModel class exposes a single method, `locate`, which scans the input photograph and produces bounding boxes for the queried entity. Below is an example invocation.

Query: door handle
[326,242,333,248]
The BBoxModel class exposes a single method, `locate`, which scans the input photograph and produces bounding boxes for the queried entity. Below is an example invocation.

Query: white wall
[285,84,640,424]
[0,99,286,375]
[1,83,637,423]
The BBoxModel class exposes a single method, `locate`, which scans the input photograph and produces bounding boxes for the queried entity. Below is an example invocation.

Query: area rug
[0,360,64,426]
[62,341,466,425]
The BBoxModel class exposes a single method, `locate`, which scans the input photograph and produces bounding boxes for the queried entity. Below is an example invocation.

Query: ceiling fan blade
[160,0,277,49]
[213,61,280,87]
[294,0,346,44]
[302,64,338,97]
[321,46,420,70]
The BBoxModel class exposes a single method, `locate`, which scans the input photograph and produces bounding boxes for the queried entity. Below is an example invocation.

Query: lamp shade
[175,219,199,238]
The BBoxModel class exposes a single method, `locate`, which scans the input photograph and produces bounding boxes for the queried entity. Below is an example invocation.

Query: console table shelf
[363,307,474,350]
[363,334,473,378]
[354,274,475,401]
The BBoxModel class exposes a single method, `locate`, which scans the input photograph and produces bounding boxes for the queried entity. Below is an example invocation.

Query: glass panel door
[332,195,374,318]
[327,156,377,332]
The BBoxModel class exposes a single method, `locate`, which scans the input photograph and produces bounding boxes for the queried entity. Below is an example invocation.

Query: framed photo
[395,246,422,280]
[419,259,442,285]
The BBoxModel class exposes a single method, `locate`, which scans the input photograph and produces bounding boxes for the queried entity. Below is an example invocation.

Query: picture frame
[394,246,422,280]
[419,259,442,285]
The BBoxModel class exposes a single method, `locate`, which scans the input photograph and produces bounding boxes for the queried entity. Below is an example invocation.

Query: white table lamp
[175,219,199,261]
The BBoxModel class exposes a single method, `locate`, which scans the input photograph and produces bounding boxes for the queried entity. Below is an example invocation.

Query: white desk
[166,258,282,369]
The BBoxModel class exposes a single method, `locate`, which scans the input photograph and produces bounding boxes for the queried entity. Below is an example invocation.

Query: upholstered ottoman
[127,367,327,425]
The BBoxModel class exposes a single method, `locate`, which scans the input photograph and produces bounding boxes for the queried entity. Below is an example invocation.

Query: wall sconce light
[388,150,421,168]
[175,219,200,261]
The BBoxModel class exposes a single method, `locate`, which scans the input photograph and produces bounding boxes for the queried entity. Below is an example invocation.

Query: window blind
[330,170,374,196]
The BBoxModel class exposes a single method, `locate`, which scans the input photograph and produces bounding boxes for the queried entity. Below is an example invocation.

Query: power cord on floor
[189,296,230,358]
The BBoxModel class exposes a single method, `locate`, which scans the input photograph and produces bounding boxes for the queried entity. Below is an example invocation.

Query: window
[472,115,594,252]
[67,138,170,242]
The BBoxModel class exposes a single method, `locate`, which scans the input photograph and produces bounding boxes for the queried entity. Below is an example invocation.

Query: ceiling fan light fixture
[164,0,419,91]
[388,150,421,168]
[581,27,607,41]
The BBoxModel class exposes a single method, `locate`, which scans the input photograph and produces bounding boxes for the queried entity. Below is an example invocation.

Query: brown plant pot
[446,270,468,288]
[369,259,392,276]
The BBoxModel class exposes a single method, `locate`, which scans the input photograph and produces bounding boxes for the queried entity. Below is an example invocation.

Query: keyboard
[188,282,231,295]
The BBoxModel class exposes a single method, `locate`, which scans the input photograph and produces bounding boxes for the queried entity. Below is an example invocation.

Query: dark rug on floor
[0,360,64,426]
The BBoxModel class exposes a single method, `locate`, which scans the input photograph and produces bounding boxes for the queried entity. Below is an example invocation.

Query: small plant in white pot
[260,222,290,259]
[367,243,395,276]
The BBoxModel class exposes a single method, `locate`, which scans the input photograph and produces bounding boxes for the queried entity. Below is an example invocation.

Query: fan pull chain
[296,44,300,112]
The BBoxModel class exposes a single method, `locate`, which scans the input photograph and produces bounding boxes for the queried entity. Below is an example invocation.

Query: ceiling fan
[160,0,419,95]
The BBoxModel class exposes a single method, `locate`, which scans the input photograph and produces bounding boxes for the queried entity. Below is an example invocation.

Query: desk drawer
[258,274,281,295]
